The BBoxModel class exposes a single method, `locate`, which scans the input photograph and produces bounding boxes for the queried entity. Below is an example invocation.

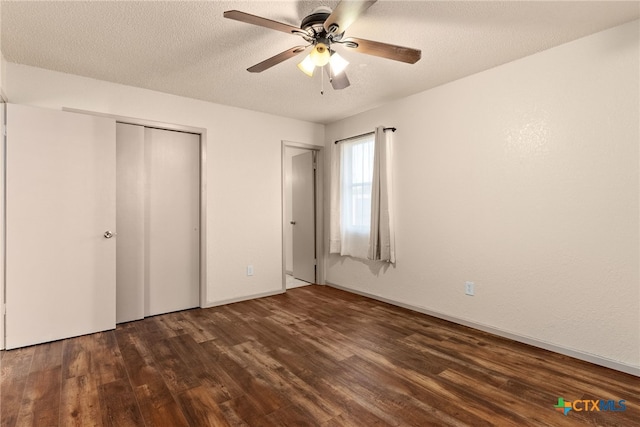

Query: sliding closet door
[145,128,200,316]
[116,124,200,321]
[5,104,116,349]
[116,123,146,323]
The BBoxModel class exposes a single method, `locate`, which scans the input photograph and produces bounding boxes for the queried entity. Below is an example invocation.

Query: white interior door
[116,123,145,323]
[145,127,200,316]
[5,104,116,349]
[291,151,316,283]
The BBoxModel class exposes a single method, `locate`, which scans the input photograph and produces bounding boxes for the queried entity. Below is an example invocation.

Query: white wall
[325,20,639,374]
[4,64,324,306]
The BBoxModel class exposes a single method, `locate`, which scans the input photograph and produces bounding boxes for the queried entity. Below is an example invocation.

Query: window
[339,134,374,258]
[330,126,395,263]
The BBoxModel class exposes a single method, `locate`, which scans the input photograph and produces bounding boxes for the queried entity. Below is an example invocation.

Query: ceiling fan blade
[342,37,421,64]
[325,67,350,90]
[323,0,377,34]
[247,46,308,73]
[224,10,303,35]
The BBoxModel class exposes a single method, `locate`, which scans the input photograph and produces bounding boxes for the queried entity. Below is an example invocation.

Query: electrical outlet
[247,265,254,276]
[465,281,475,296]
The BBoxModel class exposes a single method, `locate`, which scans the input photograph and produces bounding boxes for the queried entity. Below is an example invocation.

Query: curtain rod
[334,127,396,144]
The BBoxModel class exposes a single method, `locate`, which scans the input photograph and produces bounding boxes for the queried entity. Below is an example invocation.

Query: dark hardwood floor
[1,285,637,426]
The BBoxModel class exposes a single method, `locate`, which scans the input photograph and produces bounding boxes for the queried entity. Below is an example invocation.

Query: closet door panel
[116,123,145,323]
[145,128,200,316]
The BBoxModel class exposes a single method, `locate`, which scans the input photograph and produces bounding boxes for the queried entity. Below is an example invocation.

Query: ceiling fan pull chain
[321,64,325,95]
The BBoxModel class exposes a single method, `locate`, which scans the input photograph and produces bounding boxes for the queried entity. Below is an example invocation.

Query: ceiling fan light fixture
[224,2,421,91]
[297,54,315,77]
[329,51,349,76]
[310,43,330,66]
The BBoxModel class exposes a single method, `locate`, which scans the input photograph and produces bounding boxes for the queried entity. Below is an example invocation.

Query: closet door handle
[104,231,116,239]
[290,221,296,225]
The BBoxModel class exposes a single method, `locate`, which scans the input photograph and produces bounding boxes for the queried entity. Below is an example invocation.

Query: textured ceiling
[2,1,639,124]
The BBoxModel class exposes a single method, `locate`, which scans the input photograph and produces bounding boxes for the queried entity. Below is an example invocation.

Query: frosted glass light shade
[329,52,349,76]
[297,54,315,77]
[310,43,330,66]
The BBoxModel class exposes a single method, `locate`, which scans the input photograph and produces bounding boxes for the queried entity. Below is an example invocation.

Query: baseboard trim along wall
[205,289,285,309]
[326,282,640,377]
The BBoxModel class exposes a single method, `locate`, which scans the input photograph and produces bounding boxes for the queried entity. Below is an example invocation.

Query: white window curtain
[330,126,395,263]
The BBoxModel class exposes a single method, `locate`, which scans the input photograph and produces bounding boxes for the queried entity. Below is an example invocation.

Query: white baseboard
[203,289,285,308]
[326,282,640,377]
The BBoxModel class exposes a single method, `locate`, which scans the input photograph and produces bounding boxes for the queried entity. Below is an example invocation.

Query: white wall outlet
[247,265,254,276]
[465,281,475,296]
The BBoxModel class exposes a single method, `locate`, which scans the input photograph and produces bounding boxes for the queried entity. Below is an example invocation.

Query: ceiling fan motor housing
[300,7,344,43]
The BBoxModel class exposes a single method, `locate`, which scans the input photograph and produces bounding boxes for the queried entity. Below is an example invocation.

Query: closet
[116,123,200,323]
[4,104,202,349]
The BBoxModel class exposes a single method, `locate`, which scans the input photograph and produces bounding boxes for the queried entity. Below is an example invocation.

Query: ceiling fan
[223,0,421,91]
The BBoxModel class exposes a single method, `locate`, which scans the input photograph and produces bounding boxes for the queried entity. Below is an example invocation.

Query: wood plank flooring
[1,285,638,426]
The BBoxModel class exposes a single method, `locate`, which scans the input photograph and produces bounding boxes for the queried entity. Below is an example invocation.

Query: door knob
[104,231,115,239]
[290,221,296,225]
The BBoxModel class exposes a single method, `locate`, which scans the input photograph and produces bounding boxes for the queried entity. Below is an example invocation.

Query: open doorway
[282,142,324,290]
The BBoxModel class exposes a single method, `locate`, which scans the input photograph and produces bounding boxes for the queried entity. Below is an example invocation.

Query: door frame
[281,141,324,290]
[1,102,7,349]
[64,108,209,308]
